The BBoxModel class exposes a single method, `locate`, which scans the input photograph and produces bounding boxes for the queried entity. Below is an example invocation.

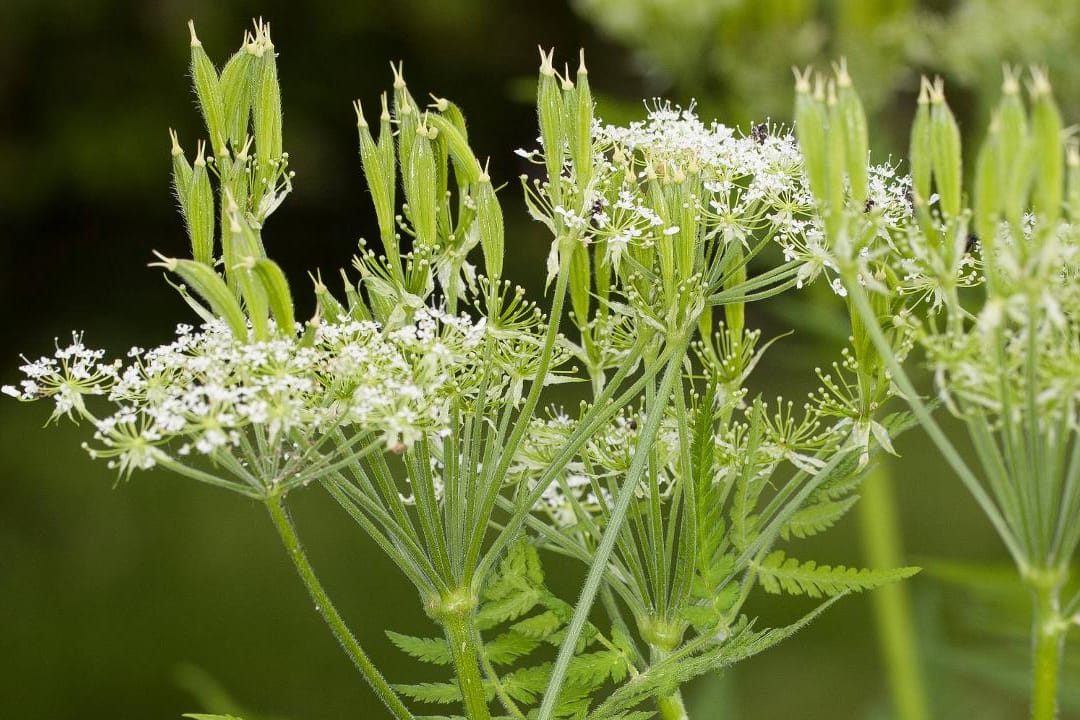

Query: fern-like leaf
[386,630,453,665]
[780,496,859,540]
[758,551,919,598]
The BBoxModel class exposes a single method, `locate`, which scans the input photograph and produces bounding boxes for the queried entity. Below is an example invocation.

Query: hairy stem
[1029,572,1066,720]
[442,608,492,720]
[858,463,930,720]
[265,495,415,720]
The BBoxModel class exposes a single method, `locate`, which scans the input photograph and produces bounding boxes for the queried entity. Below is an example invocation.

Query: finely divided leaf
[386,630,453,666]
[758,551,919,598]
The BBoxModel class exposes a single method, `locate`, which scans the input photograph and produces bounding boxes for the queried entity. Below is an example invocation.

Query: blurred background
[1,1,1078,718]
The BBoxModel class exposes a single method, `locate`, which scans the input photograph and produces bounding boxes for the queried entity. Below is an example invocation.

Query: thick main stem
[1030,576,1066,720]
[650,643,690,720]
[442,606,491,720]
[265,496,415,720]
[858,464,929,720]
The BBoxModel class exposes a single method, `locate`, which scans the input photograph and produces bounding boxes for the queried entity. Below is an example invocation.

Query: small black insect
[751,123,768,145]
[591,197,605,218]
[864,198,876,213]
[627,418,638,431]
[965,232,980,254]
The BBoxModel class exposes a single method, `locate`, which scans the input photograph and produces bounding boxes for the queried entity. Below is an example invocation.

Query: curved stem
[265,495,415,720]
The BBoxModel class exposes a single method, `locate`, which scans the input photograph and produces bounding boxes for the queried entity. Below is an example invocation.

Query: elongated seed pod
[170,130,193,201]
[392,63,419,179]
[189,141,215,267]
[929,78,962,219]
[1030,68,1063,226]
[251,257,295,335]
[1067,141,1080,223]
[571,50,594,192]
[219,39,255,148]
[793,67,829,210]
[835,59,869,206]
[826,80,847,219]
[154,253,248,338]
[476,163,504,282]
[568,240,591,325]
[538,48,566,209]
[188,21,228,159]
[974,118,1001,253]
[909,77,932,205]
[425,113,481,185]
[996,66,1027,202]
[355,101,396,249]
[226,204,268,340]
[405,123,438,248]
[251,23,283,201]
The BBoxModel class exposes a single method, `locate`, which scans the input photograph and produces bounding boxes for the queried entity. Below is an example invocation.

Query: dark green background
[1,1,1075,718]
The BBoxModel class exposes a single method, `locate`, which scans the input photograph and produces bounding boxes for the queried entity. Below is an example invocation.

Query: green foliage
[758,550,919,599]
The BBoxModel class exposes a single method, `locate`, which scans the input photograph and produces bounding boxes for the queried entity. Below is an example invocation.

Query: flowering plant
[5,22,919,720]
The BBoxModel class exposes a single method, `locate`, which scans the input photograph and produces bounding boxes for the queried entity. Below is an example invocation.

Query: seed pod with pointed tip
[568,241,591,325]
[1029,68,1063,226]
[929,78,963,220]
[170,129,193,201]
[909,77,933,206]
[404,123,438,248]
[1067,141,1080,224]
[153,253,249,339]
[219,37,255,148]
[251,22,283,200]
[355,100,397,252]
[188,21,228,159]
[826,80,847,220]
[225,204,269,341]
[793,67,829,210]
[392,63,419,177]
[568,50,594,192]
[834,59,869,207]
[537,48,566,208]
[189,141,215,267]
[996,66,1027,198]
[476,163,504,283]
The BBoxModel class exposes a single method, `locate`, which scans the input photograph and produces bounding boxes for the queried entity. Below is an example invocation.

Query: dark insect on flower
[627,418,638,431]
[864,198,876,213]
[751,123,768,145]
[591,198,605,218]
[965,232,980,254]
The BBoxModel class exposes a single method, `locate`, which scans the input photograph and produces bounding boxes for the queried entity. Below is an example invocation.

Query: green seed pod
[826,80,847,219]
[251,22,283,199]
[995,66,1027,191]
[392,63,419,180]
[170,129,193,201]
[153,252,249,339]
[354,100,397,251]
[834,59,869,207]
[974,117,1002,255]
[219,35,255,148]
[793,67,829,211]
[188,21,228,159]
[568,240,591,325]
[189,141,215,267]
[537,48,566,208]
[929,78,962,220]
[312,273,345,324]
[338,268,370,321]
[476,162,504,283]
[298,312,320,348]
[1029,68,1063,226]
[909,77,933,206]
[1067,141,1080,223]
[405,122,438,248]
[250,257,295,336]
[571,50,594,192]
[426,112,480,185]
[225,201,269,341]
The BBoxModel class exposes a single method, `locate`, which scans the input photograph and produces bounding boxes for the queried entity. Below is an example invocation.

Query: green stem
[265,495,415,720]
[442,607,492,720]
[650,643,690,720]
[1029,573,1066,720]
[536,331,691,720]
[857,463,930,720]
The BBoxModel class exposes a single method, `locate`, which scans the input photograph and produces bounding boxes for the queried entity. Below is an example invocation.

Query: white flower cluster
[5,309,490,480]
